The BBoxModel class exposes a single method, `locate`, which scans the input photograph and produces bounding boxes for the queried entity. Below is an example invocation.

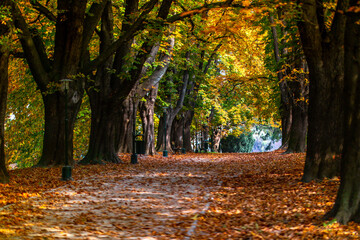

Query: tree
[80,0,174,164]
[0,2,10,183]
[324,0,360,224]
[268,14,292,149]
[297,0,348,182]
[117,31,174,155]
[7,0,105,166]
[285,58,308,153]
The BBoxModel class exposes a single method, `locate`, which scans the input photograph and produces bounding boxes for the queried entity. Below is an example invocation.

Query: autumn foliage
[0,152,358,239]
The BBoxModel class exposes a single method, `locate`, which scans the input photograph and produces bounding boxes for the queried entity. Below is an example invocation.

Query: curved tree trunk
[325,3,360,223]
[0,21,10,182]
[117,35,174,154]
[298,0,347,182]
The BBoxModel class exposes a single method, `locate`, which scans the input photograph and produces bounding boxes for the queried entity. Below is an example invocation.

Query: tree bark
[139,84,159,155]
[81,99,122,164]
[286,59,309,153]
[116,97,134,154]
[37,89,82,166]
[171,117,183,150]
[183,110,194,152]
[325,1,360,224]
[298,0,347,182]
[80,1,123,164]
[0,19,10,183]
[212,127,222,152]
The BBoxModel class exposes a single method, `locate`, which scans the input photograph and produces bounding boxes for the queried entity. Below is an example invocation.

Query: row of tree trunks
[325,0,360,224]
[0,17,10,183]
[298,0,347,182]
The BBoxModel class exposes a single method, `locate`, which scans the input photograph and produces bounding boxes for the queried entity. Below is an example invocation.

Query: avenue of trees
[0,0,360,225]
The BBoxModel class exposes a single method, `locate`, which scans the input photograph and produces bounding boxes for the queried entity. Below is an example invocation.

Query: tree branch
[8,0,48,90]
[167,0,236,23]
[30,0,56,22]
[81,0,158,74]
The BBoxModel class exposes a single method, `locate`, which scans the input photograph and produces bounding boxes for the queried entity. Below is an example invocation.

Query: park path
[4,152,355,239]
[3,154,229,239]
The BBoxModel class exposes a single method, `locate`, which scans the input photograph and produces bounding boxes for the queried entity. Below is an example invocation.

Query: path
[4,152,354,239]
[3,155,225,239]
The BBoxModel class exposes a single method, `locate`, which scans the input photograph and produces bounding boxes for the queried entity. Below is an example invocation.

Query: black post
[163,108,168,157]
[195,119,198,153]
[181,114,186,154]
[131,100,138,164]
[61,79,72,181]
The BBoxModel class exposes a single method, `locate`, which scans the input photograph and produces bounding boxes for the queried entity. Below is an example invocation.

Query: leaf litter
[0,151,359,239]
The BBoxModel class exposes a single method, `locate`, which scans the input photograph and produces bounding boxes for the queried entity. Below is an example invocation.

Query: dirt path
[3,155,224,239]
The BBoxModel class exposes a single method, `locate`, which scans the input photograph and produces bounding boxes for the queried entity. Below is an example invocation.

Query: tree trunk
[325,2,360,224]
[183,110,194,152]
[279,87,292,149]
[139,84,158,155]
[286,60,309,153]
[79,96,122,164]
[171,117,183,150]
[37,89,83,166]
[81,0,137,163]
[269,14,292,149]
[85,0,173,161]
[157,69,189,152]
[156,108,177,152]
[212,127,222,153]
[117,97,134,153]
[171,110,194,152]
[286,101,307,153]
[298,0,347,182]
[0,22,10,182]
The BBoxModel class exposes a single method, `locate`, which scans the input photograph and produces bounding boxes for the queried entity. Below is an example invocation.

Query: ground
[0,152,359,239]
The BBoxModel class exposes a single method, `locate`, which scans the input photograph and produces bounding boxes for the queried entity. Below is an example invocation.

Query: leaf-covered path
[1,152,360,239]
